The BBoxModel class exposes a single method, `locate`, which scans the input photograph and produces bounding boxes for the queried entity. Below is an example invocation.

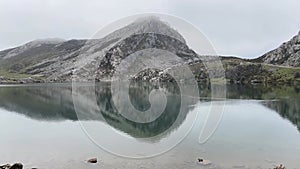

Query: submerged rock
[197,158,212,166]
[87,158,98,163]
[274,164,285,169]
[9,163,23,169]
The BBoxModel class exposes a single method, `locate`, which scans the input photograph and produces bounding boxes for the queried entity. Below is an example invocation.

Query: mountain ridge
[0,17,299,85]
[253,31,300,67]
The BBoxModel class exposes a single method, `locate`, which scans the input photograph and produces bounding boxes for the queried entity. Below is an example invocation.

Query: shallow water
[0,83,299,169]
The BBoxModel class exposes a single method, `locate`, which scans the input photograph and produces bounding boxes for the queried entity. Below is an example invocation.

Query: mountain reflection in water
[0,83,299,136]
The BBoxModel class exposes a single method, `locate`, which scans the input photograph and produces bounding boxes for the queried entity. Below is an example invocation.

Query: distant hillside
[253,31,300,67]
[0,38,86,79]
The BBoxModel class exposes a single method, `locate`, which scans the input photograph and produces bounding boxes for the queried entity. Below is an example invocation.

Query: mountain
[0,38,86,77]
[254,31,300,67]
[0,16,299,85]
[0,16,201,83]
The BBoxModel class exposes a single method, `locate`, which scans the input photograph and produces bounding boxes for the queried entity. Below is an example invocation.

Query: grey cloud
[0,0,299,58]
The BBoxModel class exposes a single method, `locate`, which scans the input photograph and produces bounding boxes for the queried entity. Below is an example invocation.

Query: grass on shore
[262,65,300,83]
[0,70,31,79]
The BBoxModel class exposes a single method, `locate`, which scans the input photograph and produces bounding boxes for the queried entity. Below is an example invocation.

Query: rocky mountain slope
[0,16,299,85]
[0,17,202,83]
[254,31,300,67]
[0,38,86,82]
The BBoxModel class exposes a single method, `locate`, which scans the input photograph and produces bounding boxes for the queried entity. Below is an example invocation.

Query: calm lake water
[0,83,299,169]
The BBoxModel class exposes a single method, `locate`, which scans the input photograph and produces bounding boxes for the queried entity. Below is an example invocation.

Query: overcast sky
[0,0,299,58]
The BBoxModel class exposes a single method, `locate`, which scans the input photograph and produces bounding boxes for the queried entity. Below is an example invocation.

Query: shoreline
[0,78,299,86]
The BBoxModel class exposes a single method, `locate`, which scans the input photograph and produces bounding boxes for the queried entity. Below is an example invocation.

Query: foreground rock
[9,164,22,169]
[274,164,285,169]
[0,164,10,169]
[0,163,23,169]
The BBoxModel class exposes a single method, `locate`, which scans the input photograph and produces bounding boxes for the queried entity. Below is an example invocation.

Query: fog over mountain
[1,0,300,58]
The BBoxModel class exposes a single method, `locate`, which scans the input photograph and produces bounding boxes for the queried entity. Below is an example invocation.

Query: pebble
[197,158,212,166]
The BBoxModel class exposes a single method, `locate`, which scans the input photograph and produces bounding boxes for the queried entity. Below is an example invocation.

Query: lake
[0,83,299,169]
